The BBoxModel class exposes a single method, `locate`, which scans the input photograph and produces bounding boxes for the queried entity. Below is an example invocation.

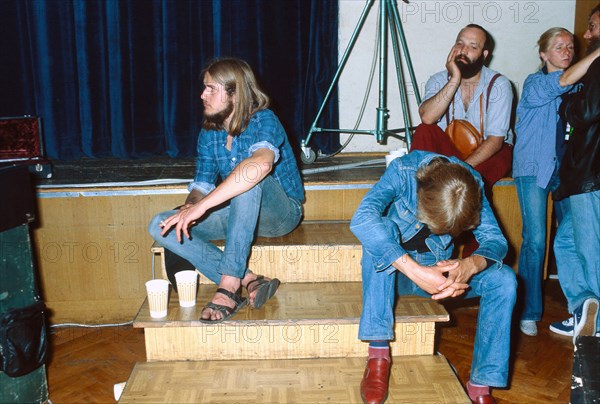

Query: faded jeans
[515,173,567,321]
[554,190,600,321]
[148,176,302,283]
[359,249,517,388]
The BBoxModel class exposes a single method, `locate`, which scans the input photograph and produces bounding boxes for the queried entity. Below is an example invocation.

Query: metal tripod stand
[300,0,421,164]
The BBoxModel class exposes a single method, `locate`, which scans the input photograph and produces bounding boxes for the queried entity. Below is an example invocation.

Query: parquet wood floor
[120,356,470,403]
[46,280,574,403]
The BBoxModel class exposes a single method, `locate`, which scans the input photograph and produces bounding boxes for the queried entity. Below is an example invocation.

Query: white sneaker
[519,320,538,336]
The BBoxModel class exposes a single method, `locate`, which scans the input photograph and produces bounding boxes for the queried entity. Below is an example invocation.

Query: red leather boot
[360,357,391,404]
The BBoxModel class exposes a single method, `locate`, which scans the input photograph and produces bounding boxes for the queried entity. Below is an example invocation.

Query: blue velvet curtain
[0,0,339,160]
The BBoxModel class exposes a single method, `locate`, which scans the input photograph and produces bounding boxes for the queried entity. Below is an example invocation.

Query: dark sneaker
[573,298,600,344]
[549,317,574,336]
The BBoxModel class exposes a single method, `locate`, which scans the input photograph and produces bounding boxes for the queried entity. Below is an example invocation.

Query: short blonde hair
[537,27,573,68]
[202,58,270,136]
[416,158,482,238]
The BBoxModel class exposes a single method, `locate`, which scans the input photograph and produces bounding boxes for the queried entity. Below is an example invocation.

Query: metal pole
[387,0,412,148]
[375,0,389,143]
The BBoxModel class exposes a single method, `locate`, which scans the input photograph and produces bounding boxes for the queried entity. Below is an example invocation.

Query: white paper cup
[174,270,198,307]
[396,147,408,157]
[145,279,169,318]
[385,154,397,167]
[386,147,409,167]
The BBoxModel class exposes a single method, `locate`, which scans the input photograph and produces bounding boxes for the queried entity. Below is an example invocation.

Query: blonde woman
[513,28,600,336]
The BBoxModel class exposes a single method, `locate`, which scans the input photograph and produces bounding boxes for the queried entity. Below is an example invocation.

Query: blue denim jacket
[189,109,305,203]
[350,151,508,272]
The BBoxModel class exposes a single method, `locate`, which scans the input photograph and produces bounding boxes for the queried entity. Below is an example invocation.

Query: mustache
[455,55,470,63]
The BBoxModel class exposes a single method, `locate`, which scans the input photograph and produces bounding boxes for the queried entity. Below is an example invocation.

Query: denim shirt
[513,69,574,189]
[189,109,305,203]
[350,151,508,272]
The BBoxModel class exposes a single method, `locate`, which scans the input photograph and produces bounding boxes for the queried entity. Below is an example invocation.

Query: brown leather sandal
[199,287,247,323]
[246,275,280,309]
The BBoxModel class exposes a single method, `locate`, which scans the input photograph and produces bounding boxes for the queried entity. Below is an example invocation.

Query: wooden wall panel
[32,180,530,324]
[303,188,369,221]
[33,188,186,323]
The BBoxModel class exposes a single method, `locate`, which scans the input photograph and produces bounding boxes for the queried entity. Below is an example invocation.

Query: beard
[203,100,234,129]
[455,53,486,79]
[587,35,600,55]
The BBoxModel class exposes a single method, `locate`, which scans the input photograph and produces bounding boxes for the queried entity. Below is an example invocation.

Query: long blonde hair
[202,58,270,136]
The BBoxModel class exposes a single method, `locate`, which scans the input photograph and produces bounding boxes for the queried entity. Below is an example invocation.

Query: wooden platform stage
[47,280,576,403]
[32,153,539,325]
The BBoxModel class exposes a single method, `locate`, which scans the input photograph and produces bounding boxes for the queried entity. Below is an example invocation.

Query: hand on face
[449,27,488,80]
[446,46,463,81]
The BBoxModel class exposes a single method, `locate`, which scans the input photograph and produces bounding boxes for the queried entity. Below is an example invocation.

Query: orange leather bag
[445,103,484,160]
[445,73,501,159]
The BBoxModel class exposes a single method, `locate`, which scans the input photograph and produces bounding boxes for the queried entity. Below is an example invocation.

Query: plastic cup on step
[145,279,169,318]
[174,270,198,307]
[386,147,408,167]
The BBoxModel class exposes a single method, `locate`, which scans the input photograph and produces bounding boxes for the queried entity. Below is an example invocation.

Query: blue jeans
[554,190,600,318]
[359,249,517,388]
[515,174,567,321]
[148,176,303,283]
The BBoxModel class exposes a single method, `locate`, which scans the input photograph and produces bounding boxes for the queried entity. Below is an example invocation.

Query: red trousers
[409,124,513,257]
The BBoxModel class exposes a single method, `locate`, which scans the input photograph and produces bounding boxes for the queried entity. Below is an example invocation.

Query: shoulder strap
[486,73,502,110]
[479,73,502,136]
[445,72,502,130]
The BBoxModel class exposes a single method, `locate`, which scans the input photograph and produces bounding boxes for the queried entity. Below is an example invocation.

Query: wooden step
[118,355,470,403]
[133,282,449,361]
[152,221,363,283]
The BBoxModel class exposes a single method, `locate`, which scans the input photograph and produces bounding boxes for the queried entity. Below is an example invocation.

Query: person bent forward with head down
[149,58,304,323]
[350,151,516,404]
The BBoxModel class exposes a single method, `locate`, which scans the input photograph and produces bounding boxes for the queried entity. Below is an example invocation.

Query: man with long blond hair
[150,58,304,323]
[351,151,516,404]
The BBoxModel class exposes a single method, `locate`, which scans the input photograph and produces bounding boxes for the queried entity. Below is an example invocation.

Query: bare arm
[194,147,274,210]
[419,47,462,124]
[183,188,206,207]
[464,135,504,167]
[161,147,275,241]
[559,48,600,87]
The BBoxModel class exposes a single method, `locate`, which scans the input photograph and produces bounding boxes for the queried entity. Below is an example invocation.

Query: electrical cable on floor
[301,158,384,175]
[50,320,134,329]
[38,178,191,189]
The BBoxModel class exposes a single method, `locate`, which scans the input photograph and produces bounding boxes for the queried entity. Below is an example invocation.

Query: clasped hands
[395,254,482,300]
